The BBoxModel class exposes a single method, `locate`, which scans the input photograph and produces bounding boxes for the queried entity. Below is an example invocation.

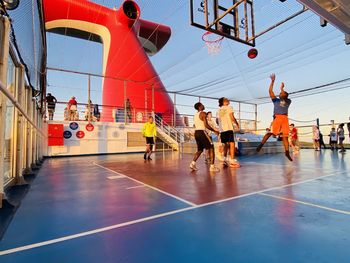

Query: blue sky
[46,0,350,135]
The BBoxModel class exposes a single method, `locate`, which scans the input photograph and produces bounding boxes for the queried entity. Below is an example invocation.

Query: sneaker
[190,162,198,171]
[229,162,241,168]
[143,153,147,160]
[209,165,220,172]
[285,151,293,161]
[256,143,263,152]
[223,160,229,167]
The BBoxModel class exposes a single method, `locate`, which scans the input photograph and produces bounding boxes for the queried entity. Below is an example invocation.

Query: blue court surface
[0,150,350,262]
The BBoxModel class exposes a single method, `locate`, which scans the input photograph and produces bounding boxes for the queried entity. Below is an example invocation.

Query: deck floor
[0,150,350,262]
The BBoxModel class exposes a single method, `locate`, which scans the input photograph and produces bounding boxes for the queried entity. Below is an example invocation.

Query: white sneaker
[229,160,241,168]
[230,163,241,168]
[209,165,220,172]
[190,162,198,171]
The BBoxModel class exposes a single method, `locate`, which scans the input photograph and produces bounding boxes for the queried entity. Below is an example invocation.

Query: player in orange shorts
[256,73,293,161]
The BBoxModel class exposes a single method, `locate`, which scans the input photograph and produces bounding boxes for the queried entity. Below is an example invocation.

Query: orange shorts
[271,115,289,137]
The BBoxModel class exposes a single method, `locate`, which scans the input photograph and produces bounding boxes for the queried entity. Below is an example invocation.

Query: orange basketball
[248,48,258,59]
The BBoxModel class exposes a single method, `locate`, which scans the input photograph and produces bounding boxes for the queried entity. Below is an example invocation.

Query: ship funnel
[116,1,140,27]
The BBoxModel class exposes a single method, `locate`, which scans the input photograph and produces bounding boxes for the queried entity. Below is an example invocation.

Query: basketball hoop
[202,31,224,55]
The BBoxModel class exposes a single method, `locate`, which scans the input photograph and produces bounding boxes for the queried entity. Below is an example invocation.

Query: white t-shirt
[216,105,234,132]
[194,111,205,130]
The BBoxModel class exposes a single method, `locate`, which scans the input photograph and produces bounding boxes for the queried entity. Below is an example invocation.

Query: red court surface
[96,151,337,205]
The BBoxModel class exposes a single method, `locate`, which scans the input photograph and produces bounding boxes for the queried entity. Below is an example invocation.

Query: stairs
[154,115,180,151]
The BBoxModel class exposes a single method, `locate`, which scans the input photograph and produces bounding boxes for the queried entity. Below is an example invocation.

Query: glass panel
[3,56,16,183]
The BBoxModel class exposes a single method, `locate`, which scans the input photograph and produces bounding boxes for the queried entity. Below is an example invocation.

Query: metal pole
[238,102,241,128]
[205,0,209,28]
[173,93,176,127]
[0,16,10,205]
[124,80,127,124]
[88,74,91,122]
[152,84,155,117]
[254,104,258,132]
[243,1,248,41]
[145,88,147,120]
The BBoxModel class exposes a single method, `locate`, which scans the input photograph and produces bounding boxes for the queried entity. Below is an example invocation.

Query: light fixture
[2,0,20,10]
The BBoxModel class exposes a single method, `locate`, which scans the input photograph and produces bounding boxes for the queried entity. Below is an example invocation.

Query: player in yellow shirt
[142,116,157,160]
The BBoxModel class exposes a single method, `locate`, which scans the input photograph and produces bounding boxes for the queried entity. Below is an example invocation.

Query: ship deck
[1,150,350,262]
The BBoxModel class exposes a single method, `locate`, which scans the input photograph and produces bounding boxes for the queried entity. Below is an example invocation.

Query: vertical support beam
[173,93,176,127]
[87,74,91,122]
[238,102,241,128]
[0,16,10,207]
[204,0,209,28]
[244,0,248,41]
[16,66,25,181]
[152,84,155,117]
[254,104,257,132]
[124,80,127,124]
[144,88,147,121]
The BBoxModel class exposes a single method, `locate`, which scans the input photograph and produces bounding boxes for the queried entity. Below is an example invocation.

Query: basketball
[248,48,258,59]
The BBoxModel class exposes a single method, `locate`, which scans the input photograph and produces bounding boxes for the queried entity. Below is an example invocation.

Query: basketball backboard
[190,0,256,46]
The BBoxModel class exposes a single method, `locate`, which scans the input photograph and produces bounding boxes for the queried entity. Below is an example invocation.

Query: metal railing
[154,114,182,144]
[0,81,45,137]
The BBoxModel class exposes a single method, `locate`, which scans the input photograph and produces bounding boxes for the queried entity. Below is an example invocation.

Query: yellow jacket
[142,122,157,137]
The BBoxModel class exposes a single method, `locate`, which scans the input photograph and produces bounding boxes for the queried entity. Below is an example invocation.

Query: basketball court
[1,150,350,262]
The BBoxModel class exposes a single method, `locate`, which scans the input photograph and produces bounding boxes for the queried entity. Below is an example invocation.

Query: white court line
[0,206,195,256]
[126,185,145,190]
[93,162,197,207]
[258,192,350,215]
[0,169,345,256]
[107,175,125,180]
[242,161,334,172]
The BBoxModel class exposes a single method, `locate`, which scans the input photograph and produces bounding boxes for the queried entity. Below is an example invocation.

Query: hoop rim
[202,31,224,43]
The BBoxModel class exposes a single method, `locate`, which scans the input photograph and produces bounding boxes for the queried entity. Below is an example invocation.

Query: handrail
[0,81,46,137]
[154,114,182,143]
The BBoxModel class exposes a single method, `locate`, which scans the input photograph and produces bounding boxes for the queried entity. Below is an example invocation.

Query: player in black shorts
[190,102,220,172]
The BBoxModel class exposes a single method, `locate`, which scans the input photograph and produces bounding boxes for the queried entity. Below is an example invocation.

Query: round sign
[86,123,94,132]
[63,130,72,139]
[69,122,79,130]
[76,131,85,139]
[136,112,143,122]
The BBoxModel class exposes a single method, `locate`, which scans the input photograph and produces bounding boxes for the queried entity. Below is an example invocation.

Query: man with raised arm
[256,74,293,161]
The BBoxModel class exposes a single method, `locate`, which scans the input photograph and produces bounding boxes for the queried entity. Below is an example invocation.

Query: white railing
[154,114,182,150]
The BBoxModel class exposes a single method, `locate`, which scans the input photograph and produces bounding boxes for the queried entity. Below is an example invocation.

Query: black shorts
[146,137,154,145]
[194,130,213,151]
[220,130,235,143]
[48,104,55,110]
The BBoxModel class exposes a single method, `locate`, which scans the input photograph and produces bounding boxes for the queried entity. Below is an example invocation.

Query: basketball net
[202,31,224,55]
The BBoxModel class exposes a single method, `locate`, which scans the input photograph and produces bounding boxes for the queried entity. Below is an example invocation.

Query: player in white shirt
[216,97,241,168]
[190,102,220,172]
